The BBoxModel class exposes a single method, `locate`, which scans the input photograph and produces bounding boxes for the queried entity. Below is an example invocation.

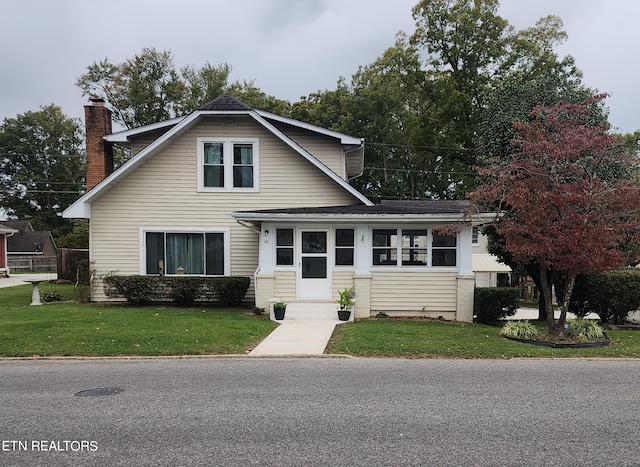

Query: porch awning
[472,254,511,273]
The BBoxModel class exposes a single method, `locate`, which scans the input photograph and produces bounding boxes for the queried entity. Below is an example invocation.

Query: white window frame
[139,227,231,276]
[334,227,356,268]
[370,227,458,270]
[197,137,259,192]
[472,226,479,245]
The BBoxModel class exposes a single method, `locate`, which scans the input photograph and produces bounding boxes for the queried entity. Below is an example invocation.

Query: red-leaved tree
[473,95,640,335]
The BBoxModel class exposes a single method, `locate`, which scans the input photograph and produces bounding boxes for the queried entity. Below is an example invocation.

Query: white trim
[138,226,231,276]
[249,112,373,206]
[196,137,259,192]
[232,212,495,224]
[105,117,184,143]
[370,226,460,270]
[63,108,372,219]
[255,109,362,145]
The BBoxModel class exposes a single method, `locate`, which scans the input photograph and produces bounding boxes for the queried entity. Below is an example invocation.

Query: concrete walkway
[249,303,347,357]
[0,273,57,288]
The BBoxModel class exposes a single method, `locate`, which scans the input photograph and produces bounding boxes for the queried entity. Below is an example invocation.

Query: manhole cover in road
[74,387,124,397]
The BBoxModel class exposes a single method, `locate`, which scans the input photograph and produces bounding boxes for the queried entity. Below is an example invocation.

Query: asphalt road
[0,357,638,466]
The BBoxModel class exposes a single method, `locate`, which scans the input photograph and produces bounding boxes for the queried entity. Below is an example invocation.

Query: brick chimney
[85,98,114,190]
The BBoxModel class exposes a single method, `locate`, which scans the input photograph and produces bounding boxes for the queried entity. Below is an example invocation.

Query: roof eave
[231,212,494,224]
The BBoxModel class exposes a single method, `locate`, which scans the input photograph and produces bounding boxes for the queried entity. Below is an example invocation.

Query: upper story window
[372,228,457,267]
[198,138,258,192]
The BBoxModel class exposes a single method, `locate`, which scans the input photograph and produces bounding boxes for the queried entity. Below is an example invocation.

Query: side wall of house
[89,116,359,301]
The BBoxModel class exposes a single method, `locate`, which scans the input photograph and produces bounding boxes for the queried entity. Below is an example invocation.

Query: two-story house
[64,95,492,322]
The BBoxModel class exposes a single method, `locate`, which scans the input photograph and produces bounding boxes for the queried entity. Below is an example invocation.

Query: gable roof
[65,95,372,218]
[1,220,33,233]
[0,223,19,235]
[7,230,56,254]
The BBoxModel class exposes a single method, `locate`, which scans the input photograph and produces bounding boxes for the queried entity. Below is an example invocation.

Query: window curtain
[167,233,204,274]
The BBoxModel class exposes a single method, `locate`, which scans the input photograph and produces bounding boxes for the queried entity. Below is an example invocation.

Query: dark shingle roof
[7,231,54,253]
[1,220,33,232]
[236,200,471,216]
[198,94,253,111]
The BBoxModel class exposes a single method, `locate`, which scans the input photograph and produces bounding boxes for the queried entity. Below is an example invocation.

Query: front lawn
[0,284,276,357]
[326,318,640,358]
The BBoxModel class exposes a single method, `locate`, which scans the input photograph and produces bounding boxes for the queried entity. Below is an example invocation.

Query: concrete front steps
[271,301,347,323]
[248,301,351,356]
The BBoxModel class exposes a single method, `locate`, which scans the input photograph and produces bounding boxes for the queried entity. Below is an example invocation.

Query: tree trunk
[557,274,576,329]
[525,262,552,321]
[539,265,559,335]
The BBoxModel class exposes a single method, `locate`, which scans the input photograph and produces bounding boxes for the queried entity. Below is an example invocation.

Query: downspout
[235,220,262,302]
[346,140,365,182]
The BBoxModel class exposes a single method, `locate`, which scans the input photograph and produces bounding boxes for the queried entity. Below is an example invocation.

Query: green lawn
[0,284,276,357]
[326,318,640,358]
[3,283,640,358]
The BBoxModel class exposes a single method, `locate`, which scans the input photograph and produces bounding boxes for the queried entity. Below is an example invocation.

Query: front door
[298,229,331,299]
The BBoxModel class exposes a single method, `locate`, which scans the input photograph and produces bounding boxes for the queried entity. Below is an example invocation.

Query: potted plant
[336,288,354,321]
[273,301,287,320]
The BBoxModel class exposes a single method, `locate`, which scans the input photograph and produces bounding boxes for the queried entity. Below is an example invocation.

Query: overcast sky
[1,0,638,133]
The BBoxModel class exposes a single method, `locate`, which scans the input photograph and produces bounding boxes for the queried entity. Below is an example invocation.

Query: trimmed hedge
[103,275,250,306]
[556,268,640,324]
[474,287,520,324]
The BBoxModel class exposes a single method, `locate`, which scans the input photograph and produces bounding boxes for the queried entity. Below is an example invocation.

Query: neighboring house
[64,95,492,322]
[472,226,511,287]
[2,220,57,257]
[0,223,18,276]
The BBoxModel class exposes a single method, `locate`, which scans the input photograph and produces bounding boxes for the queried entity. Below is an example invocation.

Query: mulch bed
[504,333,611,348]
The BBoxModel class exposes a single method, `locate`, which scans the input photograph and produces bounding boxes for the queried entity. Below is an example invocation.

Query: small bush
[474,287,520,324]
[103,275,160,304]
[212,277,251,306]
[165,277,206,305]
[500,320,539,339]
[43,290,62,302]
[565,319,604,339]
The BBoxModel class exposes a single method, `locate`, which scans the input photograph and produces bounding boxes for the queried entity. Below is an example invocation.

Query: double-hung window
[335,229,355,266]
[198,138,258,191]
[143,228,229,275]
[372,228,457,267]
[432,232,457,266]
[276,229,294,266]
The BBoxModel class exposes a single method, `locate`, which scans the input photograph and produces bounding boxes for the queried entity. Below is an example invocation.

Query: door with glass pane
[298,230,331,299]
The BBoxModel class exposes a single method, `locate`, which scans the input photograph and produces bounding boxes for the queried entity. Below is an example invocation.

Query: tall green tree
[77,47,289,129]
[0,105,84,236]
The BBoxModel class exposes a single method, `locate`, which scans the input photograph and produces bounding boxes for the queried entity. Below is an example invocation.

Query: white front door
[297,229,331,299]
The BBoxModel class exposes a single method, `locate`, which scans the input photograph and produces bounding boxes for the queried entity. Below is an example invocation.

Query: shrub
[43,290,62,302]
[565,319,604,339]
[500,320,539,339]
[557,268,640,324]
[474,287,520,324]
[103,275,250,306]
[211,277,250,306]
[103,275,160,304]
[165,277,206,305]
